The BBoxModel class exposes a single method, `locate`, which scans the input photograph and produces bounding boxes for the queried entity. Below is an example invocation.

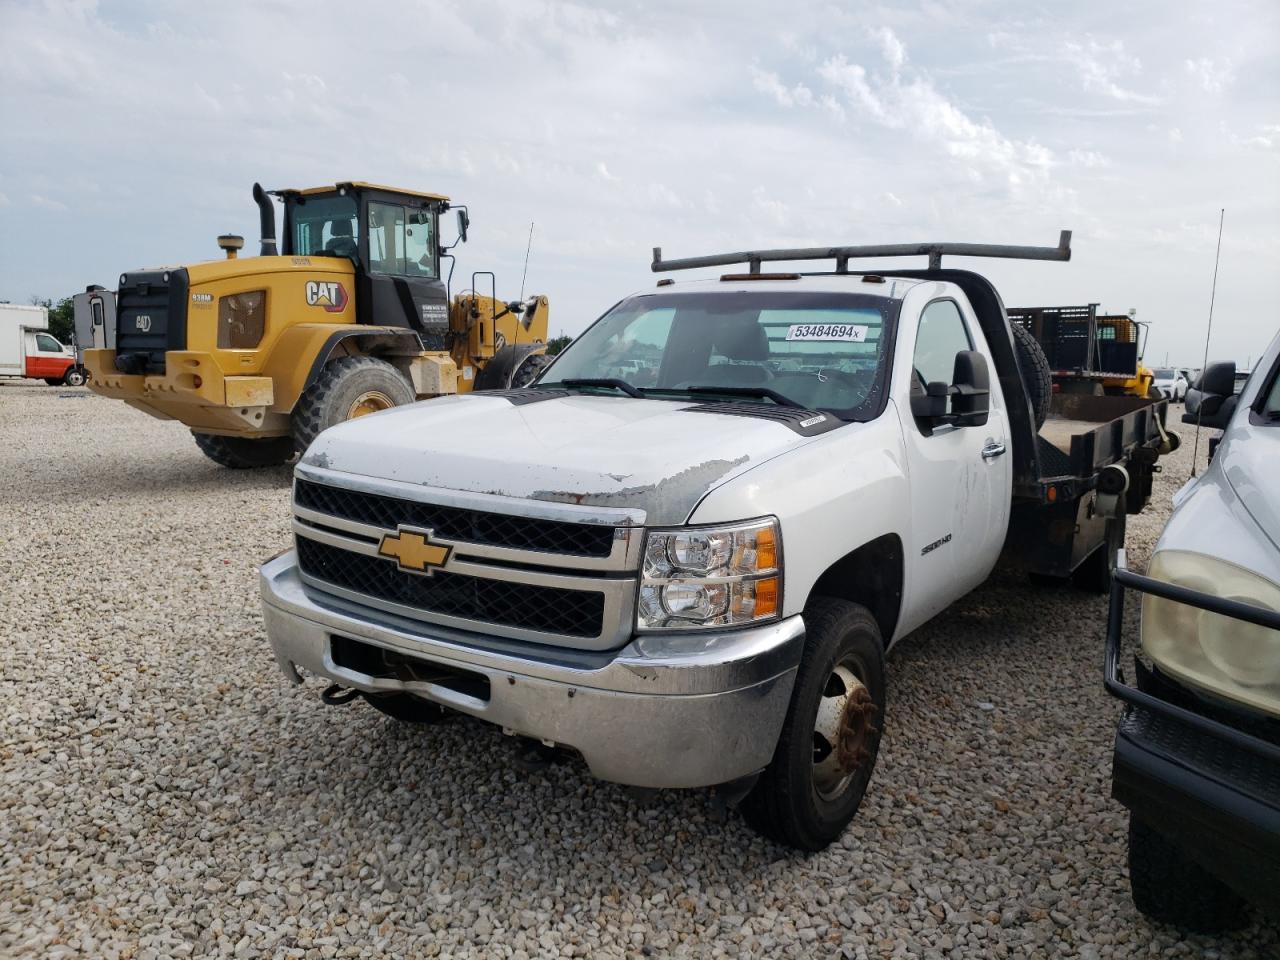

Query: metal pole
[519,222,535,301]
[1191,208,1225,478]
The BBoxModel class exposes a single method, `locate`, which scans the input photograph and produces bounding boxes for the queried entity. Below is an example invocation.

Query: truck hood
[1222,424,1280,551]
[302,393,828,525]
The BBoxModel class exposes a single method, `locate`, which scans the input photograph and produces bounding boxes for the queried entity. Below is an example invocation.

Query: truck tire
[62,367,87,387]
[292,356,415,452]
[192,432,295,469]
[1072,514,1125,594]
[1011,322,1052,430]
[1127,815,1249,932]
[741,598,885,851]
[363,693,453,725]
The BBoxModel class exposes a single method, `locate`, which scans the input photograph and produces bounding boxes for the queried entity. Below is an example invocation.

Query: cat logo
[378,527,451,575]
[135,315,152,333]
[305,280,349,313]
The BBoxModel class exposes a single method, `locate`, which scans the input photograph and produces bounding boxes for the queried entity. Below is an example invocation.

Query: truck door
[25,330,71,380]
[899,297,1011,619]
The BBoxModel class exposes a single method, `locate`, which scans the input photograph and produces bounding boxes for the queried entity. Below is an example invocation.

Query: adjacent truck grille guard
[1105,552,1280,766]
[291,474,641,648]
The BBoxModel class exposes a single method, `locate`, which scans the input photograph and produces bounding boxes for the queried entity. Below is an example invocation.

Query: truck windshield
[290,194,359,258]
[1152,368,1174,378]
[542,291,898,419]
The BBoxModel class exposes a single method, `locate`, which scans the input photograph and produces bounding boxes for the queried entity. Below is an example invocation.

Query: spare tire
[1011,321,1052,430]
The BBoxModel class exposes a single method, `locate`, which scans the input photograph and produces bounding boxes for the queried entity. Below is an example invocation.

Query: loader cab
[279,182,452,349]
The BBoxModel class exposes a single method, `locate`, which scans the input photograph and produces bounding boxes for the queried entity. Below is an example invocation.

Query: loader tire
[292,356,415,453]
[511,351,552,388]
[1011,321,1052,430]
[192,432,295,469]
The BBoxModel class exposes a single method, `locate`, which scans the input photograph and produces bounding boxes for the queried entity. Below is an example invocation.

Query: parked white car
[1151,367,1188,402]
[1105,330,1280,931]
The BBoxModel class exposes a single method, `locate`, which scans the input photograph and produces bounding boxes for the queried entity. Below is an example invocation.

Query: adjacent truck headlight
[218,290,267,349]
[638,518,781,630]
[1142,550,1280,715]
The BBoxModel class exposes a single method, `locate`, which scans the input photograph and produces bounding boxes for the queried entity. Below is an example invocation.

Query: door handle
[981,441,1007,460]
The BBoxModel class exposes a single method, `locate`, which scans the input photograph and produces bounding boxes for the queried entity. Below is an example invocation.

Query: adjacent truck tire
[192,432,296,469]
[1011,321,1052,430]
[292,356,416,453]
[1072,514,1126,594]
[1127,815,1250,933]
[62,367,87,387]
[741,598,886,851]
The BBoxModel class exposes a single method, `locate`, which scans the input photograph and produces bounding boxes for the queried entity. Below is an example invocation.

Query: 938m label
[785,323,868,342]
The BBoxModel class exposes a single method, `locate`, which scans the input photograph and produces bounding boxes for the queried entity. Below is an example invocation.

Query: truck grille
[295,479,615,558]
[295,537,606,638]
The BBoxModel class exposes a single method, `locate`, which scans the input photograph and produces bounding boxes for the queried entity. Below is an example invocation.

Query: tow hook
[320,684,362,706]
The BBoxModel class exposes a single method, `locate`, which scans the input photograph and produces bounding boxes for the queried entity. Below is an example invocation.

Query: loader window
[368,203,437,278]
[291,194,359,258]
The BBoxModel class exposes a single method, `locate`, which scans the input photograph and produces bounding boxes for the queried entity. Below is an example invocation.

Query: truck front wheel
[62,367,87,387]
[292,356,416,452]
[192,432,296,469]
[741,598,885,851]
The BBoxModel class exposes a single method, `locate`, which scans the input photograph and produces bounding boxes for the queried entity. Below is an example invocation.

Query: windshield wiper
[558,378,646,398]
[680,385,803,408]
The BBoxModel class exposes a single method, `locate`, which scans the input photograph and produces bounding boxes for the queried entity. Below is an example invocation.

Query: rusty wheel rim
[347,390,395,419]
[812,661,877,801]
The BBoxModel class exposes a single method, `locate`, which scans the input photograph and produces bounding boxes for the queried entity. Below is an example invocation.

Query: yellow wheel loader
[83,182,550,468]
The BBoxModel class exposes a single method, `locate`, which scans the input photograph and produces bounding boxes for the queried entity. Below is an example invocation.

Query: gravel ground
[1,381,1275,960]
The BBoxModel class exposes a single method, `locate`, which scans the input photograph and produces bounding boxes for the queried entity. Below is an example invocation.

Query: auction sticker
[786,323,868,342]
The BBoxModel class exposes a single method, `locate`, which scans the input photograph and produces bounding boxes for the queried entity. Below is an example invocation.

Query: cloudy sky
[2,0,1276,366]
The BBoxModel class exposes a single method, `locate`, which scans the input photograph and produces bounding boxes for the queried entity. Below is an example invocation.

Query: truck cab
[260,234,1173,849]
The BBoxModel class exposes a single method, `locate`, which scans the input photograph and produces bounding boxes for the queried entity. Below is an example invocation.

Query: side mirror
[950,350,990,427]
[1200,361,1236,397]
[1183,360,1236,427]
[910,381,949,420]
[456,208,470,243]
[910,350,991,428]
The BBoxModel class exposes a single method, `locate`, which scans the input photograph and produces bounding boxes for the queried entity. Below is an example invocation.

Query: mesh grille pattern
[295,480,615,558]
[296,537,606,638]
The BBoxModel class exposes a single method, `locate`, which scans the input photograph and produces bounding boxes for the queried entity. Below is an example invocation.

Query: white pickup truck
[260,235,1175,849]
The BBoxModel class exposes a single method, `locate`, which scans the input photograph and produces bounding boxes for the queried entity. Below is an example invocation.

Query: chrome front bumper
[260,552,804,788]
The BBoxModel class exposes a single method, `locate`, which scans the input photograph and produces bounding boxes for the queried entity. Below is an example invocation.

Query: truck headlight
[218,290,267,349]
[1142,550,1280,714]
[637,518,781,630]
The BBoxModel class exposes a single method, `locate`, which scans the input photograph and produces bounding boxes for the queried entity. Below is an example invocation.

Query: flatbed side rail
[651,232,1072,274]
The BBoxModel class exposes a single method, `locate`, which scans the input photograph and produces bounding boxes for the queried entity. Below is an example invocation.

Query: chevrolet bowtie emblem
[377,528,451,574]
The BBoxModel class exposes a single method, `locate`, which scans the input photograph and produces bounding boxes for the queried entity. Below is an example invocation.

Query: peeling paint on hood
[302,393,825,525]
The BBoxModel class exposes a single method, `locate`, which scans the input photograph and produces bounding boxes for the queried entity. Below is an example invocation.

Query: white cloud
[1063,36,1160,104]
[751,67,815,108]
[870,26,907,74]
[30,195,67,211]
[817,39,1054,195]
[1184,57,1234,93]
[1169,127,1183,143]
[1068,150,1110,169]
